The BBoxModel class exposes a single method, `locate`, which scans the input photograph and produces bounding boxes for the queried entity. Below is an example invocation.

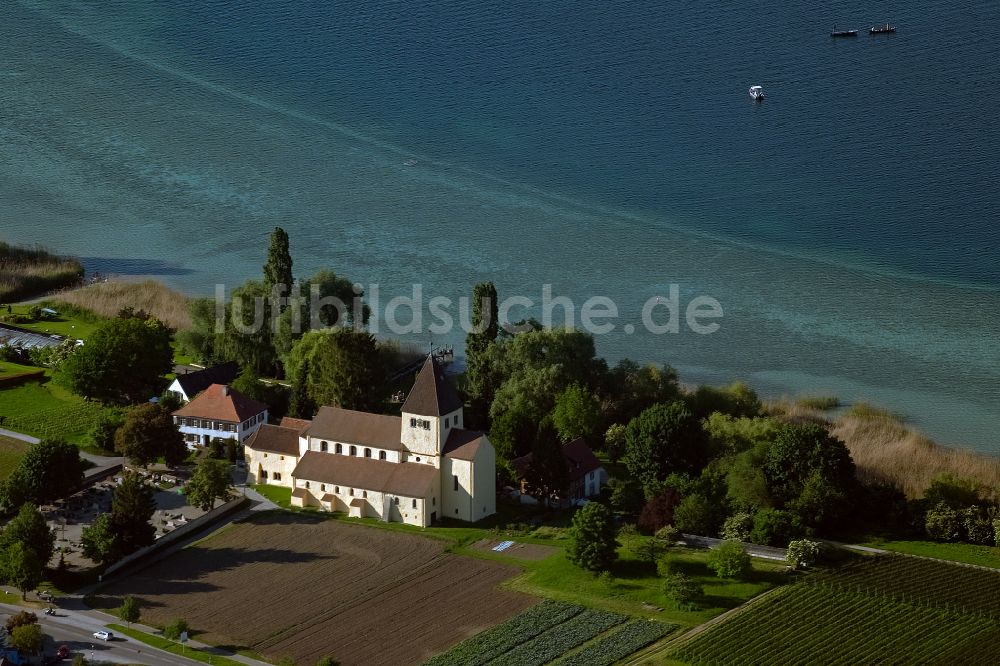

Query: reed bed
[0,241,84,302]
[51,279,192,330]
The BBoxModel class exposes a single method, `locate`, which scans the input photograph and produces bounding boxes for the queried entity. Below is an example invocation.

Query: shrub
[707,540,751,579]
[673,493,718,535]
[637,489,681,534]
[924,502,963,542]
[662,573,700,605]
[961,508,994,545]
[785,539,822,569]
[721,512,753,541]
[655,525,680,544]
[163,618,190,641]
[27,305,43,321]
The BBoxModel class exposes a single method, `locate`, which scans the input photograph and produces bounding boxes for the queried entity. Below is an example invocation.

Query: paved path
[681,533,788,561]
[0,427,39,444]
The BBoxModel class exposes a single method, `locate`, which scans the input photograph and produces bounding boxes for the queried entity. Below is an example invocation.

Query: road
[1,603,200,666]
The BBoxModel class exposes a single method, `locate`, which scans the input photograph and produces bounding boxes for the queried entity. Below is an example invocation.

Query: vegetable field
[425,601,675,666]
[672,555,1000,665]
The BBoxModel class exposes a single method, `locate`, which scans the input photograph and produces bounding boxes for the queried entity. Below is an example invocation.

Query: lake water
[1,0,998,449]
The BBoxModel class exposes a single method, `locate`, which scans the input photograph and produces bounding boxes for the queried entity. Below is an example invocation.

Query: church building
[244,356,496,526]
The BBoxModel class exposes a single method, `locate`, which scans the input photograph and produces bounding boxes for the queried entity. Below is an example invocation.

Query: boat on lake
[831,26,858,37]
[870,23,896,34]
[748,85,764,101]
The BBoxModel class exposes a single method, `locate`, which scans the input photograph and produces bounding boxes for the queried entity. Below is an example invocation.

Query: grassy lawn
[2,303,102,339]
[106,624,247,666]
[0,379,112,446]
[860,538,1000,569]
[0,359,43,379]
[0,435,28,480]
[250,484,292,508]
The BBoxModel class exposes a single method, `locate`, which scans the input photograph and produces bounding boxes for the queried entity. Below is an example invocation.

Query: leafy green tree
[749,508,801,547]
[567,502,618,572]
[89,409,126,453]
[525,418,569,503]
[231,367,265,402]
[187,459,234,511]
[209,437,227,460]
[111,472,157,555]
[703,414,782,456]
[288,357,316,419]
[672,493,719,536]
[114,403,187,468]
[163,618,190,641]
[720,512,753,542]
[605,360,680,425]
[607,478,645,517]
[655,525,680,544]
[0,503,55,566]
[177,297,221,364]
[552,384,603,444]
[263,227,293,296]
[2,542,43,599]
[623,401,706,494]
[4,611,37,634]
[1,439,85,509]
[286,328,386,412]
[687,382,762,419]
[216,280,279,376]
[117,596,141,627]
[226,439,238,463]
[9,622,43,656]
[763,423,855,505]
[925,502,963,542]
[81,514,119,566]
[604,423,627,462]
[923,474,981,509]
[637,489,681,535]
[59,317,173,403]
[464,282,500,428]
[706,540,751,579]
[662,572,700,606]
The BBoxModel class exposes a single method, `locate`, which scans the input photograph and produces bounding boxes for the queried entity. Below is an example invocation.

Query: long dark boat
[831,26,858,37]
[870,23,896,34]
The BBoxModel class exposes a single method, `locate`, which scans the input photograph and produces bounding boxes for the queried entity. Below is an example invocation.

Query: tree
[163,618,190,641]
[111,472,157,555]
[2,542,43,599]
[288,357,316,419]
[216,280,279,376]
[749,508,801,547]
[286,329,387,412]
[226,439,238,464]
[59,317,173,403]
[1,439,85,509]
[607,478,645,517]
[623,401,706,494]
[209,437,227,460]
[672,493,719,536]
[923,474,981,509]
[464,282,500,428]
[177,297,222,364]
[231,367,266,402]
[567,502,618,572]
[637,489,681,535]
[764,423,855,505]
[605,360,680,425]
[114,403,187,468]
[662,572,700,606]
[604,424,627,463]
[687,382,762,420]
[706,540,751,579]
[9,623,43,656]
[118,596,141,627]
[552,385,603,444]
[720,512,753,542]
[81,514,119,566]
[89,409,126,454]
[5,611,37,634]
[263,227,293,296]
[187,459,234,511]
[524,418,569,503]
[925,502,963,542]
[0,503,55,567]
[785,539,821,570]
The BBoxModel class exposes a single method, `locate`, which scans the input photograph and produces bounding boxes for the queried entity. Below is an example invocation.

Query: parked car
[56,646,71,659]
[92,631,113,641]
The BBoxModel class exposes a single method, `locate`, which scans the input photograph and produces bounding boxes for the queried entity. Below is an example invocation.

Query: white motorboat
[748,85,764,101]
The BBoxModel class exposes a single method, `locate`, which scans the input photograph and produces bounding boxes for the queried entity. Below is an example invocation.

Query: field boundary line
[825,540,1000,573]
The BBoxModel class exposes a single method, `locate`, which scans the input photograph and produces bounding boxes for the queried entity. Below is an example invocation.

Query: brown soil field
[91,513,537,666]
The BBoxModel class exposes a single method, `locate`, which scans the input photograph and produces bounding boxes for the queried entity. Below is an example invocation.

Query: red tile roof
[279,417,312,433]
[245,424,301,455]
[292,451,438,497]
[512,438,603,482]
[401,356,463,416]
[442,428,488,461]
[173,384,267,423]
[305,406,403,450]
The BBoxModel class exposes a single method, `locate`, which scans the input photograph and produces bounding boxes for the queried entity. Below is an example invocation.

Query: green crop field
[670,555,1000,665]
[424,600,675,666]
[0,435,28,480]
[0,380,111,446]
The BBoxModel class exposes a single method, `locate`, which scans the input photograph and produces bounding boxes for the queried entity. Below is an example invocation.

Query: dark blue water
[2,0,998,448]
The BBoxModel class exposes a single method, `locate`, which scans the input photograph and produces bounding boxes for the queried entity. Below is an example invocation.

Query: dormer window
[320,441,328,452]
[336,443,342,454]
[350,445,357,456]
[364,448,372,458]
[379,451,387,460]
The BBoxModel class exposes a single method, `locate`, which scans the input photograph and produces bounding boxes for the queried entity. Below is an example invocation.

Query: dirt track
[92,513,537,666]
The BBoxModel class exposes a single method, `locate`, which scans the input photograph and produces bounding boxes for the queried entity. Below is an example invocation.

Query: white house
[166,362,239,403]
[172,383,268,448]
[512,438,608,507]
[244,356,496,526]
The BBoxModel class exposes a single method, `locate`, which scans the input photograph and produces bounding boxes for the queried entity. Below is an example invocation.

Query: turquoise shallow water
[0,1,998,449]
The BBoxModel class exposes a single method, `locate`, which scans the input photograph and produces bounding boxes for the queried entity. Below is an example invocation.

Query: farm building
[511,438,608,507]
[166,361,239,403]
[172,383,268,448]
[245,355,496,526]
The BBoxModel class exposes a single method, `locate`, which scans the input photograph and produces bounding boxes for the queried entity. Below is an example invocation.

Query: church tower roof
[401,356,463,417]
